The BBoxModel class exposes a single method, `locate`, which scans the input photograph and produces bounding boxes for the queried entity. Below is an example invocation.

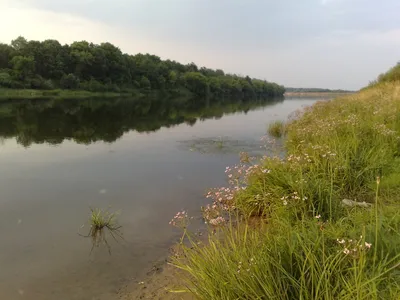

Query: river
[0,96,323,299]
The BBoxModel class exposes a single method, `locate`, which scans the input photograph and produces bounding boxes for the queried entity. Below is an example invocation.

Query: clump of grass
[214,136,225,149]
[81,208,123,254]
[90,207,120,230]
[268,120,286,138]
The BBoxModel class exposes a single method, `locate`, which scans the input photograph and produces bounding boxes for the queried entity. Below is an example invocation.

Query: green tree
[11,36,28,52]
[168,70,178,87]
[140,76,151,90]
[183,72,209,96]
[70,41,94,80]
[0,43,15,69]
[60,73,79,89]
[10,56,35,80]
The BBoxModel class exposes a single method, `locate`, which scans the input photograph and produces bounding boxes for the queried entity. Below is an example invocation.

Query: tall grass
[175,205,400,299]
[268,120,286,138]
[172,80,400,299]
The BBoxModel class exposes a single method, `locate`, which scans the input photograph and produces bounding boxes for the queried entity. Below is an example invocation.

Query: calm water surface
[0,96,322,299]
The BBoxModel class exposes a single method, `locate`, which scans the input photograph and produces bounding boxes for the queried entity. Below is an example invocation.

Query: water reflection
[0,96,283,147]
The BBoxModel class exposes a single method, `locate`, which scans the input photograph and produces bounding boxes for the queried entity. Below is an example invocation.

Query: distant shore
[284,91,355,97]
[0,88,135,100]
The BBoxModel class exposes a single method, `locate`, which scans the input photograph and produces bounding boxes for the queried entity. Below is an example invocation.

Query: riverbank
[0,88,136,100]
[163,79,400,299]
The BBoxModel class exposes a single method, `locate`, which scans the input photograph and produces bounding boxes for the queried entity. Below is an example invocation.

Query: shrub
[0,71,13,88]
[60,73,80,89]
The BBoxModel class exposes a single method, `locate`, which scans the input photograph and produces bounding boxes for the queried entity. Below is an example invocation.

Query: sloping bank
[170,76,400,299]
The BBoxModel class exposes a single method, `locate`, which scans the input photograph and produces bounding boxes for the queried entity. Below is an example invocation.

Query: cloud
[0,0,399,90]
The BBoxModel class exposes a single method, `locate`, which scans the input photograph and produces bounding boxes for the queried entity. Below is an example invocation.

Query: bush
[0,71,12,88]
[60,73,80,89]
[87,78,105,92]
[140,76,151,90]
[377,63,400,83]
[105,83,120,93]
[28,75,53,90]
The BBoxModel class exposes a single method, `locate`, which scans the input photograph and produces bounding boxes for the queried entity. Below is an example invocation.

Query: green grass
[175,211,400,299]
[81,208,122,254]
[0,88,133,100]
[267,120,286,138]
[89,207,120,230]
[171,81,400,299]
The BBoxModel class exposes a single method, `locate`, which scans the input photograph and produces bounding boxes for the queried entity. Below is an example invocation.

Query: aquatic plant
[267,120,286,138]
[80,208,123,255]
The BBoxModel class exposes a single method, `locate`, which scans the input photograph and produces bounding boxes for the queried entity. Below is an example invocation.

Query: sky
[0,0,399,90]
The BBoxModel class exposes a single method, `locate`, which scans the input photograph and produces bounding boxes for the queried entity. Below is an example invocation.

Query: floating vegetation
[180,136,266,156]
[79,207,123,255]
[179,136,285,159]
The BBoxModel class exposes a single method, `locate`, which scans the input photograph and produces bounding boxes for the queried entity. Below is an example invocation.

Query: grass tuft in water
[268,120,286,138]
[80,208,123,255]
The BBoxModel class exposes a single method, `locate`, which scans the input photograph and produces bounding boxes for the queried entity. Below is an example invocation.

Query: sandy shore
[116,249,195,300]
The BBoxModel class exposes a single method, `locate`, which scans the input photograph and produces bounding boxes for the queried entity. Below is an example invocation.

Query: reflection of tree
[0,96,283,147]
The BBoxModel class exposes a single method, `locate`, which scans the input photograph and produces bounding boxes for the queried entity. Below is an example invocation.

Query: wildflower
[315,215,321,219]
[169,210,189,228]
[365,242,372,249]
[209,216,225,226]
[343,248,350,255]
[283,200,288,206]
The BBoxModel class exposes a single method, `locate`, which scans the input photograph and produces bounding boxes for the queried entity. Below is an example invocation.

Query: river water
[0,96,322,299]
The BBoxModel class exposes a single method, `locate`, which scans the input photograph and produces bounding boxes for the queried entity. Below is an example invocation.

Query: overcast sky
[0,0,399,90]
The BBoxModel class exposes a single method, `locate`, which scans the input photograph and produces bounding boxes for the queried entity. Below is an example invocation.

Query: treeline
[0,36,285,98]
[0,97,282,147]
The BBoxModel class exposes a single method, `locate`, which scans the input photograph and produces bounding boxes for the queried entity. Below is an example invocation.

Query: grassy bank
[171,77,400,298]
[0,88,136,100]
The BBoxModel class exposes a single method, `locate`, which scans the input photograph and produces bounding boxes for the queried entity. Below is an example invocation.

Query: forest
[0,36,285,99]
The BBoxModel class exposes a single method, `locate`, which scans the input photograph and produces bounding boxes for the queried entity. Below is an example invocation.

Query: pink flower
[209,217,225,226]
